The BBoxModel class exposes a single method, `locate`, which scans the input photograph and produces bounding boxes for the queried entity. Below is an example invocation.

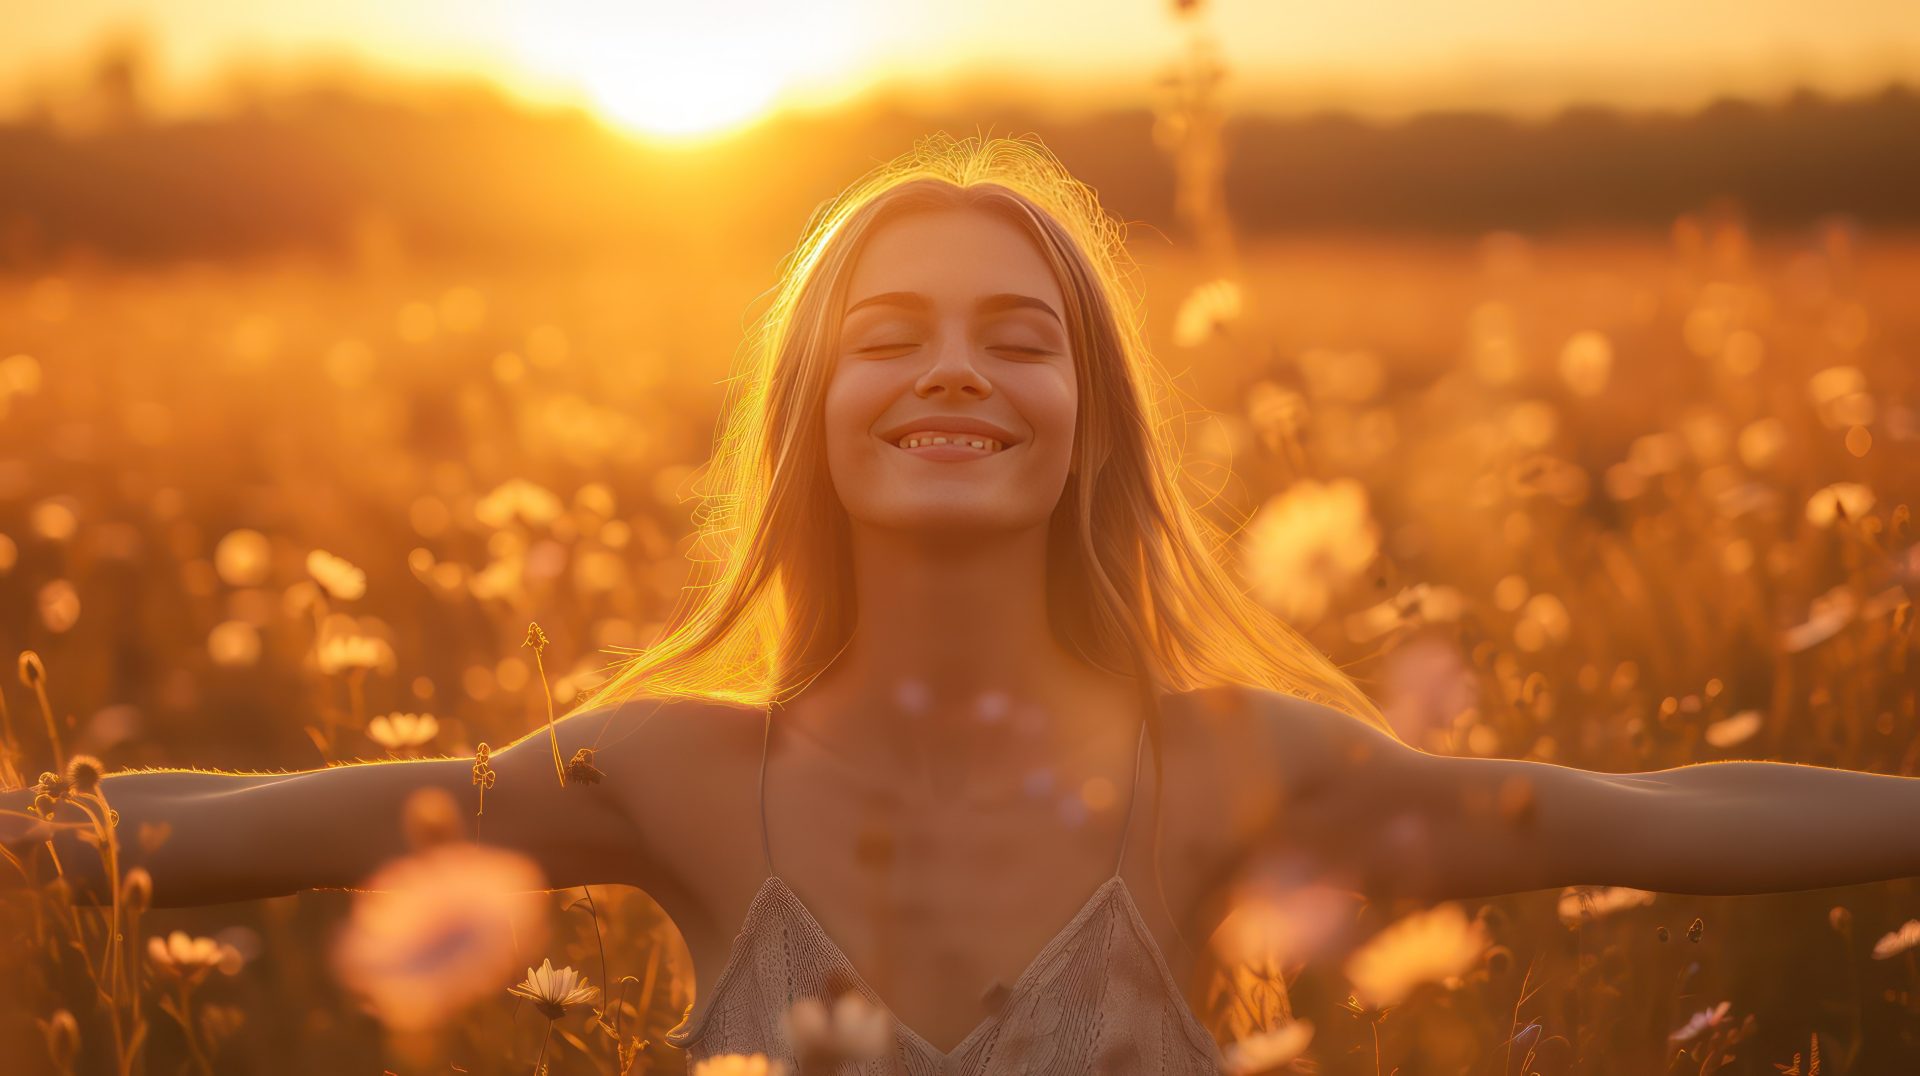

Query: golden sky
[7,0,1917,138]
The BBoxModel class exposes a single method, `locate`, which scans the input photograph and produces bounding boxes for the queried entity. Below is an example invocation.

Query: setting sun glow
[501,2,876,141]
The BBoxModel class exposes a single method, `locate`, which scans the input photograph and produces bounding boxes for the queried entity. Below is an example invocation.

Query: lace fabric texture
[665,701,1226,1074]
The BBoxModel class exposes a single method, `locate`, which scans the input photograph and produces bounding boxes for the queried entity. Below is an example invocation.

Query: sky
[6,0,1917,137]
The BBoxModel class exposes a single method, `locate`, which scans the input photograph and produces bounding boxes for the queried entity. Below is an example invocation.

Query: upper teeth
[897,432,1004,452]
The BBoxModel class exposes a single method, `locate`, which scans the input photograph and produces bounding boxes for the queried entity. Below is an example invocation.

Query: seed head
[65,754,106,794]
[523,622,549,655]
[18,650,45,687]
[564,747,604,786]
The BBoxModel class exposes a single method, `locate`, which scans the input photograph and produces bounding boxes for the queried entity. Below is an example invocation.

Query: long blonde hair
[574,131,1394,953]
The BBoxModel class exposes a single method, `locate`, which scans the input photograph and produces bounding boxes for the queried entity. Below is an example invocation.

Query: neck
[789,520,1138,800]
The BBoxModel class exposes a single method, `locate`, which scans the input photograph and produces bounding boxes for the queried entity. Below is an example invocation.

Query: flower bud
[18,649,45,687]
[34,772,71,803]
[121,868,153,915]
[43,1009,80,1069]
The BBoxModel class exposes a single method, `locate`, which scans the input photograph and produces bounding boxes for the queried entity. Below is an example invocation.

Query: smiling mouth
[883,435,1014,461]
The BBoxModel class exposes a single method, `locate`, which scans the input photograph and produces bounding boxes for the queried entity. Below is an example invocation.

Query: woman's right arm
[1,697,673,908]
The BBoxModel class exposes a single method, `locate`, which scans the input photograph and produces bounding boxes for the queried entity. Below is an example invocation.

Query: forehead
[841,207,1065,316]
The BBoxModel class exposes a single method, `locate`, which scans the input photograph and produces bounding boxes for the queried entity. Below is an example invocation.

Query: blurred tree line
[2,32,1917,266]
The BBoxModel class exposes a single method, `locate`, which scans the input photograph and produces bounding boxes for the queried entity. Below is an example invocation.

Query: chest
[666,715,1255,1057]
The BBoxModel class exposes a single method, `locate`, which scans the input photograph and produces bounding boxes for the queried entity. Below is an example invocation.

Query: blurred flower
[368,712,439,751]
[1213,866,1355,968]
[1737,417,1787,470]
[1467,301,1522,385]
[469,556,524,602]
[40,1009,80,1071]
[508,957,599,1019]
[402,786,465,850]
[692,1056,788,1076]
[1514,593,1571,652]
[330,841,549,1032]
[1556,886,1655,927]
[0,352,42,395]
[38,579,81,633]
[1558,331,1612,396]
[1343,902,1488,1008]
[1221,1020,1314,1075]
[306,549,367,601]
[1781,586,1857,653]
[1376,632,1475,747]
[29,498,79,542]
[1703,710,1763,748]
[1627,432,1685,477]
[1172,278,1242,348]
[148,930,244,985]
[207,620,262,668]
[1805,482,1874,527]
[1245,380,1308,450]
[317,633,393,675]
[476,478,564,530]
[1808,365,1874,429]
[1872,919,1920,959]
[1242,478,1379,624]
[215,529,272,587]
[779,993,892,1062]
[1668,1000,1732,1043]
[1298,347,1383,403]
[1345,583,1465,644]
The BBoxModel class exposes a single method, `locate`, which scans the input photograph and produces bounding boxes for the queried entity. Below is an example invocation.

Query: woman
[7,134,1920,1075]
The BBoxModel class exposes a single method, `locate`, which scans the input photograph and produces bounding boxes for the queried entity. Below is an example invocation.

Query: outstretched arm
[1242,690,1920,905]
[1,698,670,908]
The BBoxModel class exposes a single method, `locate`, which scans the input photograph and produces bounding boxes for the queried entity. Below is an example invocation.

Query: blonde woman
[7,134,1920,1075]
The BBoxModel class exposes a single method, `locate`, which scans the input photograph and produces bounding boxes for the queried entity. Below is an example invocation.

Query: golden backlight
[500,1,876,141]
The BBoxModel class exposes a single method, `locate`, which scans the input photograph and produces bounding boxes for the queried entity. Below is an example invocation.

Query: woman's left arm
[1245,691,1920,905]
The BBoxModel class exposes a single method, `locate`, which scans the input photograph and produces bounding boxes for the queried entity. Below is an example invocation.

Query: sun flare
[501,2,875,141]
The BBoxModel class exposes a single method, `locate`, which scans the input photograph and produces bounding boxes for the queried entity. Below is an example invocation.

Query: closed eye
[854,344,1054,356]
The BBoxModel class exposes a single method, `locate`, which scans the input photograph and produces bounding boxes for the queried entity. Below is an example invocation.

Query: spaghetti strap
[1110,710,1149,878]
[757,705,776,877]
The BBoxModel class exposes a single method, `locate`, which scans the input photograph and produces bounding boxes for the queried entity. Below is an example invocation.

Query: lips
[888,435,1011,461]
[876,416,1022,447]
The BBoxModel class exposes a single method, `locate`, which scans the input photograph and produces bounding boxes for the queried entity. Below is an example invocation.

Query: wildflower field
[1,216,1917,1076]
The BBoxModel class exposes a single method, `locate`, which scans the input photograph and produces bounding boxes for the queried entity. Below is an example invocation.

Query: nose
[912,333,992,399]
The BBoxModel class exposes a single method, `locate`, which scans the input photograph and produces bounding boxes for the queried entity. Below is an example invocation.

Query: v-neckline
[764,870,1130,1060]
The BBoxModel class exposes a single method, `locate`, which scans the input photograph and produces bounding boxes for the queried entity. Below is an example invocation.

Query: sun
[499,2,874,143]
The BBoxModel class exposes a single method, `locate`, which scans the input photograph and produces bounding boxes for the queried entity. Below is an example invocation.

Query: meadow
[1,217,1916,1075]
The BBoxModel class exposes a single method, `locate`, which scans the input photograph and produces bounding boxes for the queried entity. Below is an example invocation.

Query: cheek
[1017,367,1079,457]
[821,367,894,470]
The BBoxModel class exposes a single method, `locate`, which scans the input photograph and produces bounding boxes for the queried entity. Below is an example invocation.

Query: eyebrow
[842,291,1063,327]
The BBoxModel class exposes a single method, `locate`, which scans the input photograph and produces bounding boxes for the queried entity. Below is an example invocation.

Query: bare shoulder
[1166,684,1404,782]
[1163,686,1424,878]
[566,693,765,769]
[547,694,769,895]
